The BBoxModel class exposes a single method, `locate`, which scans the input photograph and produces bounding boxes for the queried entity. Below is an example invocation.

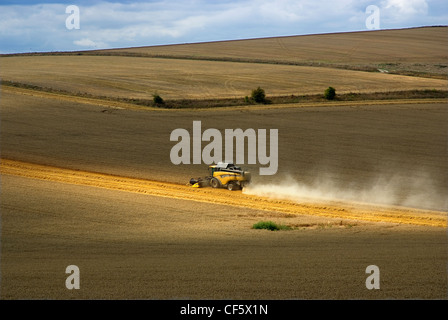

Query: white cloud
[0,0,445,54]
[73,38,108,48]
[383,0,428,15]
[380,0,430,25]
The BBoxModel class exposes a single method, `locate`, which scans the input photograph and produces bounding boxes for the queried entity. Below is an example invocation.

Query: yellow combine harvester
[189,162,251,191]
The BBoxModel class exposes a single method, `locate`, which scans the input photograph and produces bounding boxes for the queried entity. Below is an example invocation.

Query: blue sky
[0,0,447,54]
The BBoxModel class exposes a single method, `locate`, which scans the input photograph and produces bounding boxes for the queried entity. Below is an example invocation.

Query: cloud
[383,0,428,15]
[73,38,108,48]
[379,0,448,27]
[0,0,446,54]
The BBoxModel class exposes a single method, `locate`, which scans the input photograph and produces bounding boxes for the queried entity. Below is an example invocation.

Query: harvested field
[11,26,447,78]
[1,173,447,300]
[1,27,447,300]
[2,89,447,211]
[1,88,447,299]
[73,26,448,78]
[2,159,445,227]
[1,55,446,101]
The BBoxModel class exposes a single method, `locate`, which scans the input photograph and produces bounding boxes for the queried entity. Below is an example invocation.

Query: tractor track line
[1,158,446,227]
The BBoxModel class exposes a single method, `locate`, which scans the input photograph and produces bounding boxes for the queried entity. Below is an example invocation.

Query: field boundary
[2,81,447,112]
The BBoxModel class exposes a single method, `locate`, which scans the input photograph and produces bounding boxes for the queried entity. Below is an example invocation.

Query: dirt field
[2,88,447,210]
[1,174,447,300]
[1,87,447,299]
[1,27,447,300]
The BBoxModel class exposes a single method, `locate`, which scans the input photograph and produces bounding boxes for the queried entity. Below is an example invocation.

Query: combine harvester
[189,162,251,191]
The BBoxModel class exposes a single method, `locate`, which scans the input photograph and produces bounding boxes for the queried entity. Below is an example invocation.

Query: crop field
[1,55,446,102]
[89,26,448,77]
[1,27,447,300]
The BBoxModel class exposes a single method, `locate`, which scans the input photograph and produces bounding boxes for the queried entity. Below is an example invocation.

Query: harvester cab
[189,162,251,191]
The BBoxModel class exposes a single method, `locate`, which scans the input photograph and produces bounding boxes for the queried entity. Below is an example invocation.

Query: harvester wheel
[210,178,220,188]
[227,182,238,191]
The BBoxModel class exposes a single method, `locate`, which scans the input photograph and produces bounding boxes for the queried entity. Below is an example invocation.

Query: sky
[0,0,447,54]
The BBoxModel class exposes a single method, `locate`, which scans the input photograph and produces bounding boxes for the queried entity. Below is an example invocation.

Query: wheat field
[1,55,446,100]
[1,27,447,101]
[97,26,448,75]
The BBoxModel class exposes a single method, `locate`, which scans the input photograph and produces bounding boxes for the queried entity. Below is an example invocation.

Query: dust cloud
[243,171,448,212]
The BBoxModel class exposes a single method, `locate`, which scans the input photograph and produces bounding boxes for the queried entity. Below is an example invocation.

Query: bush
[153,93,164,105]
[252,221,291,231]
[324,87,336,100]
[251,87,266,103]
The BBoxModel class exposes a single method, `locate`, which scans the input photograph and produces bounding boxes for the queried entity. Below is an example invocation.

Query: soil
[1,89,447,299]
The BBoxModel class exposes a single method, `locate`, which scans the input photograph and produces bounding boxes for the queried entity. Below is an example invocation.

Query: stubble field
[1,55,446,100]
[1,26,447,300]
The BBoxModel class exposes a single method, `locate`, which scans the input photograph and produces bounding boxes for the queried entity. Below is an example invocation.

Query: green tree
[251,87,266,103]
[153,93,164,105]
[324,87,336,100]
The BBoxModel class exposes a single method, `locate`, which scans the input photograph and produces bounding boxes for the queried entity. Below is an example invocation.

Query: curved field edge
[1,159,446,227]
[1,54,447,103]
[2,83,447,112]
